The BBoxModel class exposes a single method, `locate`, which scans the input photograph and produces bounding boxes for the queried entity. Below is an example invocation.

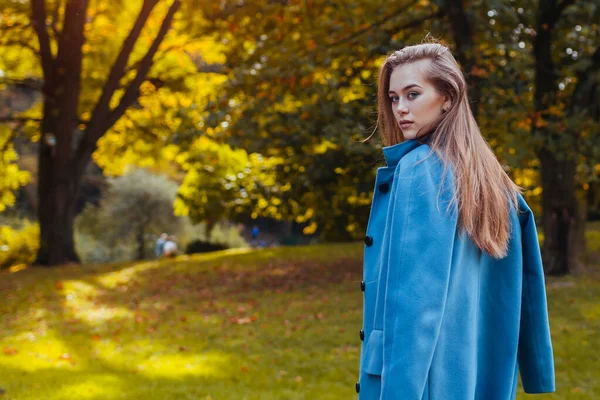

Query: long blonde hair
[376,41,520,259]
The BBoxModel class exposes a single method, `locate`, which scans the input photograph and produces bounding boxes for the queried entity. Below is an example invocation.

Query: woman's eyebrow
[388,84,422,94]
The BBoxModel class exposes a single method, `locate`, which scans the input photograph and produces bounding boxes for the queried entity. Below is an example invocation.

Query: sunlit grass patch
[0,244,363,399]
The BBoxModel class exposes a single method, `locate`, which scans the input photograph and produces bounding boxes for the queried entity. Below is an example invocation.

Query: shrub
[184,240,228,254]
[0,222,39,269]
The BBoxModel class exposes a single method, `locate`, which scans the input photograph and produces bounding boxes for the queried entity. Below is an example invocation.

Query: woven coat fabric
[356,139,555,399]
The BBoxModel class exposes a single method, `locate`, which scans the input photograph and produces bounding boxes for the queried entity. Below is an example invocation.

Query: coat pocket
[362,329,383,376]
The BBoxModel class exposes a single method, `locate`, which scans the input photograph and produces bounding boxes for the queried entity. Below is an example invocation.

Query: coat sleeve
[380,151,458,399]
[517,203,556,393]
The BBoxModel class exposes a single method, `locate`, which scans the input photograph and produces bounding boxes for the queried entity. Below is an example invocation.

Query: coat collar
[382,137,429,167]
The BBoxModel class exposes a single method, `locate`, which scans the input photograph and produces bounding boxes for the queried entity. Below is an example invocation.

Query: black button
[379,182,390,193]
[360,281,365,292]
[364,235,373,246]
[356,381,360,393]
[360,329,364,341]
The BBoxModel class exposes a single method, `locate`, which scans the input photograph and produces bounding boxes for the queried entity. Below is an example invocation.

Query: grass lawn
[0,237,599,399]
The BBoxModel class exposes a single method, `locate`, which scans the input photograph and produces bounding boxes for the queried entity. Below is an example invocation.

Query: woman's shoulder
[401,143,441,163]
[401,144,450,178]
[396,144,456,202]
[514,192,536,225]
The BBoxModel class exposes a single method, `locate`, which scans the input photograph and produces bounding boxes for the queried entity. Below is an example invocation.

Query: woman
[356,42,555,399]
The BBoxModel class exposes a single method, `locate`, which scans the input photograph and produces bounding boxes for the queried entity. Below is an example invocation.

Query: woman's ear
[442,96,451,112]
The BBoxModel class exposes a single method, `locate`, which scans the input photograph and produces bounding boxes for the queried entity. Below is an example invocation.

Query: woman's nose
[396,102,409,115]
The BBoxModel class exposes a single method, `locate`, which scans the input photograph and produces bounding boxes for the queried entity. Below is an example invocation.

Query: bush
[177,218,248,254]
[280,234,314,246]
[206,222,249,249]
[184,240,228,254]
[75,232,139,264]
[0,222,39,269]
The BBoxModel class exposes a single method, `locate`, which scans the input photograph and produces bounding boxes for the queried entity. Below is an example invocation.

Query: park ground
[0,225,599,399]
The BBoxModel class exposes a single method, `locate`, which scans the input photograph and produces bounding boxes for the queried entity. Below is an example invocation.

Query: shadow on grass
[0,243,365,399]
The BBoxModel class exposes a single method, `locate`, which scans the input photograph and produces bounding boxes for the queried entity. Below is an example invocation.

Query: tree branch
[556,0,577,18]
[50,0,62,39]
[185,50,228,74]
[30,0,54,80]
[0,77,44,91]
[0,129,16,154]
[378,9,444,44]
[83,0,161,142]
[125,41,191,75]
[54,0,90,76]
[104,0,181,130]
[1,115,86,126]
[544,0,577,28]
[1,38,40,55]
[73,0,181,178]
[363,8,444,59]
[0,116,43,124]
[329,0,419,47]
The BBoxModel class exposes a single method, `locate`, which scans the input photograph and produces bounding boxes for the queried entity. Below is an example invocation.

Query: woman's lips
[399,121,413,129]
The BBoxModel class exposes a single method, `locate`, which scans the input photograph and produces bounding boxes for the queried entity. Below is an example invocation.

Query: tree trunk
[444,0,481,121]
[33,0,88,266]
[533,0,583,275]
[136,225,145,261]
[34,118,82,266]
[538,149,586,275]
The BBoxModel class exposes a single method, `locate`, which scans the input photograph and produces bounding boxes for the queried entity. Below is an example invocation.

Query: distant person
[155,233,168,258]
[163,235,178,257]
[250,225,260,247]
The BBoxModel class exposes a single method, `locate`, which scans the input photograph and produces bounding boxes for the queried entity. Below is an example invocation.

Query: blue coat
[356,139,555,399]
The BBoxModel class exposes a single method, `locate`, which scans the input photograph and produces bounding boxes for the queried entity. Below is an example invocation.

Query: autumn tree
[198,0,445,238]
[433,0,600,273]
[201,0,600,272]
[0,0,188,265]
[529,0,600,274]
[483,0,600,274]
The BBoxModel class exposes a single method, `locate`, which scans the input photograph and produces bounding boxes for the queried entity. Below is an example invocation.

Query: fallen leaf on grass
[3,347,18,356]
[231,316,253,325]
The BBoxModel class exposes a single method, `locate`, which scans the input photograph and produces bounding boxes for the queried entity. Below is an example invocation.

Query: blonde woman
[356,41,555,399]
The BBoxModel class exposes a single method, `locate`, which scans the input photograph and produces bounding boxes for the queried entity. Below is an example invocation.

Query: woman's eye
[390,95,399,103]
[407,92,419,100]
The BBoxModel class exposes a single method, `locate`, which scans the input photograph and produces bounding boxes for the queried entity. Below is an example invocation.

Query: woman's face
[388,59,449,140]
